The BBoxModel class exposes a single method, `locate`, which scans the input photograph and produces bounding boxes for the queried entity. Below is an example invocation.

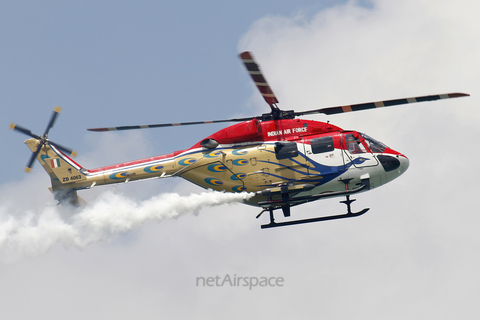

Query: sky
[1,0,479,319]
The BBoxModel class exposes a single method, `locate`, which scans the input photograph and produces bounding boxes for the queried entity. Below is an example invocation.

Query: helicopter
[10,51,469,229]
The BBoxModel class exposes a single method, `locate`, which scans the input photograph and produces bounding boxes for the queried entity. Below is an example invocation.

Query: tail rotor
[10,106,77,172]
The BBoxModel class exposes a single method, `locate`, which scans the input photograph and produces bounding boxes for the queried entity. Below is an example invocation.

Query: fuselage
[37,118,409,208]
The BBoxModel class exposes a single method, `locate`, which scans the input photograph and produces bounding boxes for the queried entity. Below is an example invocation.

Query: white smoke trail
[0,190,254,261]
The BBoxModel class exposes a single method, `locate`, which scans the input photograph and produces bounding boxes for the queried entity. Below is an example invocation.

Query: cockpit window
[360,133,388,153]
[344,133,367,154]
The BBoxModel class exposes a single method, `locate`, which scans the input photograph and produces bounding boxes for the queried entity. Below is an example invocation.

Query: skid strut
[260,199,369,229]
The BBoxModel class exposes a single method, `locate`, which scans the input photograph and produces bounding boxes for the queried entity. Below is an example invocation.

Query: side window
[274,142,299,160]
[311,136,334,154]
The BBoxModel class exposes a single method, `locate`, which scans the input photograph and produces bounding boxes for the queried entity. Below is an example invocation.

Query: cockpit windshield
[360,133,388,153]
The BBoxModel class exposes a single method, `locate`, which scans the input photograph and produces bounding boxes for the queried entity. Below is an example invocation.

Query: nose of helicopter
[399,154,409,173]
[377,153,409,179]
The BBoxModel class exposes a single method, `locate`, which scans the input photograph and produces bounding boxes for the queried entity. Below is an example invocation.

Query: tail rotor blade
[49,141,77,158]
[44,106,62,136]
[9,123,42,139]
[25,143,43,173]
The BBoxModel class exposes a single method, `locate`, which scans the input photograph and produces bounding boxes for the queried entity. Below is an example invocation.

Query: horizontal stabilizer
[48,187,86,207]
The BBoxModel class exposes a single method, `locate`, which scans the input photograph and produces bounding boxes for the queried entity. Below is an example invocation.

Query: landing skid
[260,195,369,229]
[258,176,371,229]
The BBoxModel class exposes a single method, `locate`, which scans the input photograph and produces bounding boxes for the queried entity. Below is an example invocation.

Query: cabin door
[303,133,346,176]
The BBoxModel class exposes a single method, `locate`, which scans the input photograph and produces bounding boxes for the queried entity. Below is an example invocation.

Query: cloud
[239,0,479,105]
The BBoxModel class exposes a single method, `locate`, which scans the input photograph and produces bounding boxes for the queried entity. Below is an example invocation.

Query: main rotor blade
[239,51,279,109]
[44,106,62,136]
[87,117,255,132]
[49,141,77,158]
[295,93,470,117]
[25,142,43,173]
[9,123,42,140]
